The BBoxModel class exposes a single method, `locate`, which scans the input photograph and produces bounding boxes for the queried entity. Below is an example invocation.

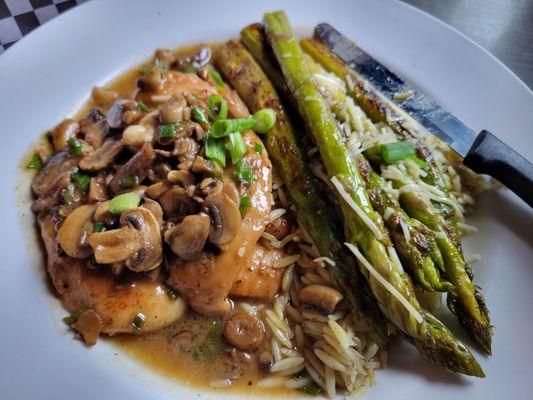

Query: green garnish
[233,160,254,183]
[205,133,226,167]
[137,102,148,112]
[207,94,228,122]
[68,137,84,157]
[93,221,106,233]
[132,313,146,331]
[154,58,164,70]
[63,307,91,326]
[239,194,251,214]
[158,123,179,139]
[380,141,416,164]
[26,153,42,170]
[212,117,255,138]
[253,108,276,133]
[225,132,246,164]
[118,175,139,189]
[140,65,151,75]
[71,168,91,193]
[191,105,209,125]
[182,65,197,74]
[209,70,224,88]
[255,143,263,155]
[61,186,77,204]
[108,192,141,215]
[407,155,428,168]
[300,381,322,395]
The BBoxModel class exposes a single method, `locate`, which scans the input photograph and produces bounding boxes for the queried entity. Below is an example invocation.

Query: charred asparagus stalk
[215,38,388,346]
[263,10,484,376]
[301,37,492,354]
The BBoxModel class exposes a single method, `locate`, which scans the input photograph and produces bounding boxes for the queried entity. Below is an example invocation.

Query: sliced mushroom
[146,181,170,199]
[142,198,164,227]
[106,99,137,129]
[79,138,124,171]
[88,207,162,272]
[167,170,195,186]
[172,46,211,71]
[31,150,77,197]
[58,204,97,258]
[298,284,343,315]
[199,177,223,197]
[172,137,199,162]
[158,187,198,218]
[203,193,241,246]
[159,95,188,124]
[51,119,80,151]
[164,213,210,260]
[137,68,163,92]
[221,178,240,204]
[122,124,154,148]
[223,313,265,351]
[191,156,222,177]
[109,143,155,193]
[88,175,107,203]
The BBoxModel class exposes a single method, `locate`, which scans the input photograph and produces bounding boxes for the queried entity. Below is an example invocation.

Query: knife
[315,23,533,208]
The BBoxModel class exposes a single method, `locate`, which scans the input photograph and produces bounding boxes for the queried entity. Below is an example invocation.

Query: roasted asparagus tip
[414,312,485,377]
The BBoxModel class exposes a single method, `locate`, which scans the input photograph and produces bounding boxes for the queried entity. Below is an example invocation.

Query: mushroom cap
[223,312,265,351]
[164,213,210,260]
[204,193,241,246]
[58,204,97,258]
[106,99,136,129]
[88,206,162,272]
[158,187,198,218]
[79,138,124,171]
[298,284,344,315]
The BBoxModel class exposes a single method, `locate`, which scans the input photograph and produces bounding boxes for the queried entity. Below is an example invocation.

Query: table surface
[402,0,533,90]
[1,0,532,90]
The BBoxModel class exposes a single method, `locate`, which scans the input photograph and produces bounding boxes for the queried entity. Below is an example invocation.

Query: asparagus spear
[263,10,483,376]
[214,39,388,346]
[302,37,492,354]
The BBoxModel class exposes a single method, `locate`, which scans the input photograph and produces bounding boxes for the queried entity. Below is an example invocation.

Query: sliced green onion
[68,137,84,157]
[239,194,252,214]
[140,65,151,75]
[132,313,146,331]
[191,105,209,126]
[158,123,178,139]
[182,65,198,74]
[207,94,228,122]
[233,160,254,183]
[27,153,42,170]
[212,117,255,138]
[255,143,263,155]
[93,221,106,233]
[137,102,148,112]
[205,133,226,167]
[300,381,322,395]
[108,192,141,215]
[118,175,139,189]
[71,168,91,193]
[408,155,428,168]
[380,141,415,164]
[225,132,246,164]
[154,58,164,70]
[253,108,276,133]
[209,70,224,88]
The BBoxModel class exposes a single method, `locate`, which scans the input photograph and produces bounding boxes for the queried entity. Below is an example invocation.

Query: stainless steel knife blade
[314,23,477,157]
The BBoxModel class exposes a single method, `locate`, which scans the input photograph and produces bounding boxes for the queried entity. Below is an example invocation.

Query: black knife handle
[463,130,533,207]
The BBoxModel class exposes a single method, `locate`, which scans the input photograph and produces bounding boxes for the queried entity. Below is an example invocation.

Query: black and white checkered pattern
[0,0,88,55]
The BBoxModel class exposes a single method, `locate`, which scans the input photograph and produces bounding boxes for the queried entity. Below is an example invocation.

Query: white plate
[1,0,532,399]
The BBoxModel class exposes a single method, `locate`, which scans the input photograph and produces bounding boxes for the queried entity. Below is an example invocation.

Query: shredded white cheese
[313,257,336,267]
[344,243,423,324]
[330,176,383,240]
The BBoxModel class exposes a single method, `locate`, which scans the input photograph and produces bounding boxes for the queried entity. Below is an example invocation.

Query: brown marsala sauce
[68,43,297,397]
